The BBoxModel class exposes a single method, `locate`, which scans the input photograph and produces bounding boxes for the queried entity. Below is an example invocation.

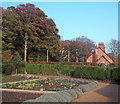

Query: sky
[2,2,118,46]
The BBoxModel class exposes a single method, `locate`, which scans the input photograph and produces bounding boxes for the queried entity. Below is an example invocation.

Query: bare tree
[106,39,119,63]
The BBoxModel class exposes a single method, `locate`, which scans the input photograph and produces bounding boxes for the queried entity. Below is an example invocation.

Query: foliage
[17,60,26,73]
[16,63,120,81]
[106,39,119,63]
[60,36,95,62]
[71,66,119,81]
[78,81,98,92]
[2,62,16,75]
[2,3,61,62]
[2,78,83,92]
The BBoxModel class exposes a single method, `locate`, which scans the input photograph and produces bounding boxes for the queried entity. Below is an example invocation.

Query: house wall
[86,54,93,63]
[96,48,114,64]
[86,47,114,65]
[96,57,110,65]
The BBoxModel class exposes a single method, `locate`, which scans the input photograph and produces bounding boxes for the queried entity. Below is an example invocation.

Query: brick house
[86,42,114,65]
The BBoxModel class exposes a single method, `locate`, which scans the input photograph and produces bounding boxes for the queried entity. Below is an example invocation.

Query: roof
[98,47,114,62]
[86,47,114,63]
[96,55,111,64]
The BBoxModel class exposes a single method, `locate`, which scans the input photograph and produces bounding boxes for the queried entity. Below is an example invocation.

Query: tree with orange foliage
[2,3,61,62]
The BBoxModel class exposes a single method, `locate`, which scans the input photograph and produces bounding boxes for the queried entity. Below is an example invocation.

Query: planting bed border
[2,76,99,103]
[0,88,56,94]
[22,78,99,103]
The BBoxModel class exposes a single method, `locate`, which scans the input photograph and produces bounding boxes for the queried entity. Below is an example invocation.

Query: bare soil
[2,75,39,83]
[2,91,42,103]
[2,78,87,91]
[2,74,119,84]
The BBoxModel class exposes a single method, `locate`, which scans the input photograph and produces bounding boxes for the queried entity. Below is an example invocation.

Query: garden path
[72,82,120,102]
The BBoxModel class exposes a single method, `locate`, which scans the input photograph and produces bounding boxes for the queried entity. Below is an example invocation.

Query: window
[101,61,106,65]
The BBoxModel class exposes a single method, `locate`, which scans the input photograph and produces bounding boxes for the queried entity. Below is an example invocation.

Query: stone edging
[0,88,56,94]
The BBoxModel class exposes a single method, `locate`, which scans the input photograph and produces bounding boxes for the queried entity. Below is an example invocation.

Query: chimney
[98,42,105,52]
[96,45,97,49]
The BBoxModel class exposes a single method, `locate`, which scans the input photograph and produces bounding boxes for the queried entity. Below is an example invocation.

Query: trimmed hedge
[23,87,83,103]
[21,64,120,81]
[77,81,98,92]
[71,66,120,81]
[3,61,119,81]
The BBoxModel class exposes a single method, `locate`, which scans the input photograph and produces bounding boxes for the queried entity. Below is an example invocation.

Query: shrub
[57,91,73,102]
[94,81,99,86]
[72,88,83,98]
[34,94,59,102]
[78,81,97,92]
[6,63,16,75]
[14,62,119,81]
[111,67,120,81]
[17,61,25,74]
[105,67,112,80]
[2,62,16,75]
[64,89,78,100]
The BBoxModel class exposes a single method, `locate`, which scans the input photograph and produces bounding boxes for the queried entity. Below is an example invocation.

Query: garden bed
[1,76,99,103]
[2,75,39,83]
[2,91,43,103]
[1,78,88,91]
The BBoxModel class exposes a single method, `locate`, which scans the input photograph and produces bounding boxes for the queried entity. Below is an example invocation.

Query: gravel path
[72,82,120,102]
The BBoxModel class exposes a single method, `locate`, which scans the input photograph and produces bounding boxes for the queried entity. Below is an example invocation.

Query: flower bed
[1,77,99,103]
[1,78,88,91]
[23,81,99,103]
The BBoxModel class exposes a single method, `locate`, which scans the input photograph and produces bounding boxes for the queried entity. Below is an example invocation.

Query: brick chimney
[98,42,105,52]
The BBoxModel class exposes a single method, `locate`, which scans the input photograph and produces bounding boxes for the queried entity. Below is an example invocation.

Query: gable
[96,48,114,64]
[86,47,114,64]
[96,56,110,65]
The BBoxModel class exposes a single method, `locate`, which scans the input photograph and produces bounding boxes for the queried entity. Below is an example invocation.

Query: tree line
[2,3,119,64]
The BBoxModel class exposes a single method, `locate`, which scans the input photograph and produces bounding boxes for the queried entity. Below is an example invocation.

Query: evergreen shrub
[2,62,16,75]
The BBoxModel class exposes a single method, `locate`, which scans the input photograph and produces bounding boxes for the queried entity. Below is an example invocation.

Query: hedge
[23,87,83,103]
[71,66,120,81]
[77,81,98,92]
[2,62,16,75]
[2,62,120,81]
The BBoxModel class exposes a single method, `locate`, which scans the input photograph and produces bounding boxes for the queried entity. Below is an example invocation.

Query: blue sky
[2,2,118,46]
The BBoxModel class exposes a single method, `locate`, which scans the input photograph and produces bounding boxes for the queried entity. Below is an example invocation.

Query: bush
[64,89,77,100]
[78,81,97,92]
[34,94,59,102]
[105,67,112,80]
[57,91,73,102]
[71,66,115,81]
[17,61,25,74]
[111,67,120,81]
[2,62,16,75]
